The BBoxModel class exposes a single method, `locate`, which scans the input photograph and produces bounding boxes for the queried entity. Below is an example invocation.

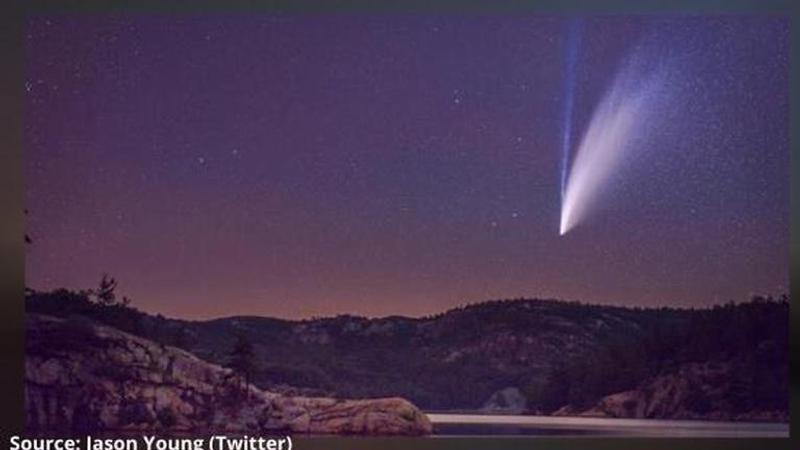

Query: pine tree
[94,273,118,306]
[226,334,258,400]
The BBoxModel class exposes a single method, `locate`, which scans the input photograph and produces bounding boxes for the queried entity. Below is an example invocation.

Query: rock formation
[571,362,789,422]
[480,387,527,414]
[25,314,432,435]
[26,291,790,420]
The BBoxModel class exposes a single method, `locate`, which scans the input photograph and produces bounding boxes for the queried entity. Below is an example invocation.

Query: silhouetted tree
[94,273,118,306]
[226,334,258,400]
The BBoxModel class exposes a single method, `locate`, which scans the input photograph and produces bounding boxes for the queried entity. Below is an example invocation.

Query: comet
[560,18,583,202]
[559,50,667,236]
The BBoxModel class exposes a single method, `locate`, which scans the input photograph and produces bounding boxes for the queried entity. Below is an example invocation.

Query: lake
[427,413,789,437]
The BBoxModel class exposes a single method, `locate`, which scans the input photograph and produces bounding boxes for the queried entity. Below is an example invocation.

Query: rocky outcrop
[25,314,432,435]
[480,387,527,414]
[26,292,790,418]
[571,362,789,423]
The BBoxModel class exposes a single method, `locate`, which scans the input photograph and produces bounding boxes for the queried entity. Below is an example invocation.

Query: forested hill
[26,290,789,420]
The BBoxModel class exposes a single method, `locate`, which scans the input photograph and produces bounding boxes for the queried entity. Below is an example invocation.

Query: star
[22,14,789,318]
[452,89,462,105]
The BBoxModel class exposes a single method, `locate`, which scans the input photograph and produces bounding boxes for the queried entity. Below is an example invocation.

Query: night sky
[25,14,789,320]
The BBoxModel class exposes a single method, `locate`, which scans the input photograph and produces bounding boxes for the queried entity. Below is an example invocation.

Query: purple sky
[24,14,789,319]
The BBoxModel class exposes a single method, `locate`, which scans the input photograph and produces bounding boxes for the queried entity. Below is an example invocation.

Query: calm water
[427,413,790,437]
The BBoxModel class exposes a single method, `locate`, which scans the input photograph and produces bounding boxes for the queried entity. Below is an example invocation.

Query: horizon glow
[24,16,788,318]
